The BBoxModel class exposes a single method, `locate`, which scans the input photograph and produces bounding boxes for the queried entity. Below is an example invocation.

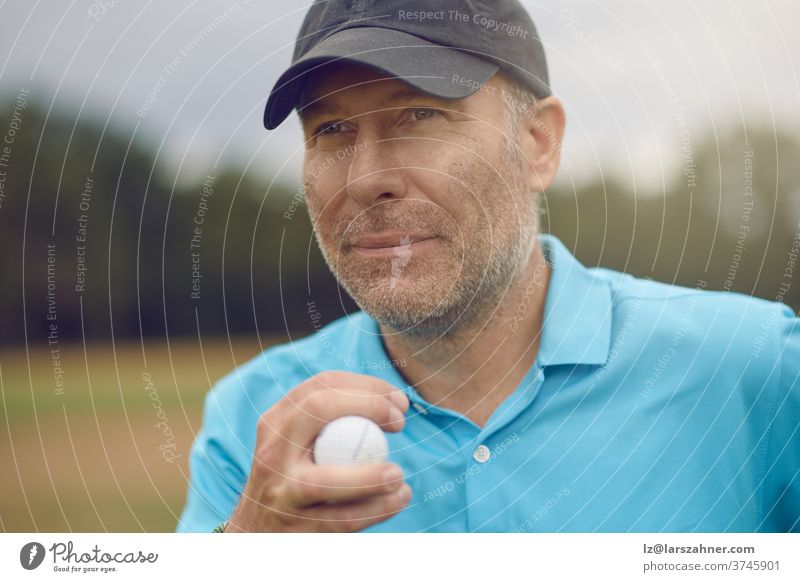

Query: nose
[345,133,408,207]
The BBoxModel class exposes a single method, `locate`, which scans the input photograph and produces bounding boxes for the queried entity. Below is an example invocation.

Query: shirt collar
[536,233,612,367]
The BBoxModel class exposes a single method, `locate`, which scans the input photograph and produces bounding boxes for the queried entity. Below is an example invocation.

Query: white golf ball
[313,415,389,465]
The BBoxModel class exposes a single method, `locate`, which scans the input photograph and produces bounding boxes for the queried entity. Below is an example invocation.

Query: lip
[350,232,438,257]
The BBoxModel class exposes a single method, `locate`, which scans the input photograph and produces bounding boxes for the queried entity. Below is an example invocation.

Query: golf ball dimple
[312,415,389,465]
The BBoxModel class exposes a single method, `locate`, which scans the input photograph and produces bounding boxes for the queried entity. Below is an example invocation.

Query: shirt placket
[407,364,547,531]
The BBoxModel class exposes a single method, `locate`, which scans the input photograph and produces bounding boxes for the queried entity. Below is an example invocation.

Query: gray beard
[312,201,538,341]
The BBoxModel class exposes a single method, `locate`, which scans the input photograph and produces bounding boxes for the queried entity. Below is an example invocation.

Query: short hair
[500,74,538,133]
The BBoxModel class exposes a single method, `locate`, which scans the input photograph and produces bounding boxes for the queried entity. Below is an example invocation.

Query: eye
[410,108,438,122]
[316,121,344,136]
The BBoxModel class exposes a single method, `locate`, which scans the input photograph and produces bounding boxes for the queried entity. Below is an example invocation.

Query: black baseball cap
[263,0,551,129]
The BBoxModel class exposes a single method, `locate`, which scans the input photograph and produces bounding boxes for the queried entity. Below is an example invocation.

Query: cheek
[401,139,459,169]
[302,157,350,213]
[431,157,494,220]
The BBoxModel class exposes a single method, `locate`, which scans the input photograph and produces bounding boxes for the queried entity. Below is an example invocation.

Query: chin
[369,307,471,338]
[352,284,468,336]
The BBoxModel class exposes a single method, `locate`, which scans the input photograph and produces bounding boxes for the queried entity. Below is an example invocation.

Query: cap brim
[263,27,499,129]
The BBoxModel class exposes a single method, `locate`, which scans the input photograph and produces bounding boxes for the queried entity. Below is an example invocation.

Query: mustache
[336,206,451,246]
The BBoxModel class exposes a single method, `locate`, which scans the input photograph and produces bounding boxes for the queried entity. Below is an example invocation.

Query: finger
[284,387,407,456]
[302,482,413,532]
[313,371,410,413]
[280,371,410,415]
[287,462,405,506]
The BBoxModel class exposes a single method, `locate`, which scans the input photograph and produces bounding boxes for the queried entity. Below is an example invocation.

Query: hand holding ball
[313,415,389,465]
[226,372,410,532]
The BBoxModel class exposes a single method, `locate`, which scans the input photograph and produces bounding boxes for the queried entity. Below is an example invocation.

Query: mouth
[350,232,439,258]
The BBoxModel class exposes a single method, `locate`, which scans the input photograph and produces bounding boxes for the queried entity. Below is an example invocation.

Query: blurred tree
[544,124,800,311]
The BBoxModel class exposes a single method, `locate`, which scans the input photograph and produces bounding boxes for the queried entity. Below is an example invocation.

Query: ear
[517,96,566,193]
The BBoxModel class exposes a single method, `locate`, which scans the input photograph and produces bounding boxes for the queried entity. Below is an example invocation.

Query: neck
[378,238,551,414]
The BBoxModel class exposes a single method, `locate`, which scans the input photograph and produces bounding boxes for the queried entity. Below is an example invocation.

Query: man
[177,0,799,533]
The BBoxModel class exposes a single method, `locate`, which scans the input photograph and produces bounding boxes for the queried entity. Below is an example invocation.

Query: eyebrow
[298,87,451,123]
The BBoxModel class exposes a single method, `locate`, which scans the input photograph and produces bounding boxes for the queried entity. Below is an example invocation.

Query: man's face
[299,62,540,336]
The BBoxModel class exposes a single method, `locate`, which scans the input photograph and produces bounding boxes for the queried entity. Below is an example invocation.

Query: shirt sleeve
[175,387,248,533]
[762,302,800,532]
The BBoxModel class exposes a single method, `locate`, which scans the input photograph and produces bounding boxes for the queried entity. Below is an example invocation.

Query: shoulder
[590,267,797,382]
[594,267,789,337]
[206,311,367,424]
[194,312,366,471]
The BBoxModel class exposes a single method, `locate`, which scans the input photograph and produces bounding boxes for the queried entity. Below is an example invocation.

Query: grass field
[0,336,284,532]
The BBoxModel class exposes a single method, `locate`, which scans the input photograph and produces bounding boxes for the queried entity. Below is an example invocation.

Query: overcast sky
[1,0,798,194]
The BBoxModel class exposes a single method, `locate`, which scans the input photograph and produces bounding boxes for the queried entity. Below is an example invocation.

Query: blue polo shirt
[176,234,800,532]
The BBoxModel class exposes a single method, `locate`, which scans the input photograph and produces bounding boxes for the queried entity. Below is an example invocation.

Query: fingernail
[397,484,411,503]
[390,390,409,411]
[383,465,403,483]
[389,406,405,425]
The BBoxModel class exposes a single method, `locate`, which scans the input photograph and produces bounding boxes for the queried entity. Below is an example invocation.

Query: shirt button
[473,444,491,463]
[412,402,428,415]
